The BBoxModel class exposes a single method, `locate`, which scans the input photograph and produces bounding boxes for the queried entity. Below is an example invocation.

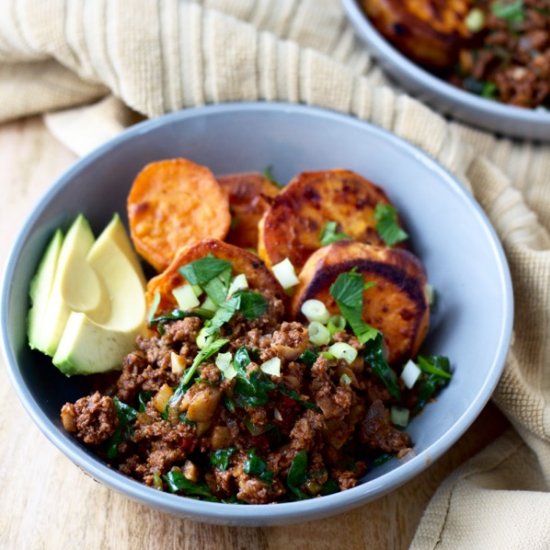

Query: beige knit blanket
[2,0,550,547]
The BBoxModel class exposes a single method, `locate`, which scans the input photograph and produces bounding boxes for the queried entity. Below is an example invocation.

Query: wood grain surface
[0,117,509,550]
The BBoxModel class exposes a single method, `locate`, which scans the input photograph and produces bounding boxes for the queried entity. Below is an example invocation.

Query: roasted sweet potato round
[218,172,279,249]
[146,238,286,317]
[128,158,231,272]
[292,241,429,365]
[257,169,398,270]
[361,0,475,69]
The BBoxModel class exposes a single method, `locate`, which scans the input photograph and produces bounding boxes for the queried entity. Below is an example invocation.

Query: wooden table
[0,117,509,550]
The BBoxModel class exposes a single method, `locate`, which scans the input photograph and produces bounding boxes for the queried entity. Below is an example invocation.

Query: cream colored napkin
[2,1,550,547]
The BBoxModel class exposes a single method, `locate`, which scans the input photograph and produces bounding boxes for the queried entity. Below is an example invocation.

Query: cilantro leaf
[374,203,408,246]
[179,256,232,286]
[491,0,524,23]
[202,267,232,305]
[329,270,378,344]
[298,349,319,367]
[244,449,273,483]
[287,450,308,499]
[364,333,401,400]
[137,391,153,412]
[319,221,350,246]
[234,290,267,320]
[210,447,236,471]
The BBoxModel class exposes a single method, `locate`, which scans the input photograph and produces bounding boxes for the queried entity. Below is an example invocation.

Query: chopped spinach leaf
[491,0,524,23]
[211,447,236,471]
[372,453,395,468]
[150,307,214,329]
[137,391,153,413]
[278,386,319,410]
[104,398,137,459]
[235,370,277,408]
[320,479,339,495]
[178,412,197,426]
[179,256,232,286]
[374,203,408,246]
[113,397,137,425]
[163,468,216,500]
[319,221,350,246]
[417,355,452,380]
[244,449,273,484]
[298,349,319,367]
[180,337,230,387]
[224,396,236,413]
[287,450,309,499]
[263,165,283,188]
[364,333,401,400]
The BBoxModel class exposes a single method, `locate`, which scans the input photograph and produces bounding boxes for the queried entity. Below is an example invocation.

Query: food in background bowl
[361,0,550,109]
[29,159,453,504]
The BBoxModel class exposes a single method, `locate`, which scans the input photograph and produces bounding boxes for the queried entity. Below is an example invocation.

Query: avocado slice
[53,225,146,375]
[39,215,102,356]
[27,229,64,353]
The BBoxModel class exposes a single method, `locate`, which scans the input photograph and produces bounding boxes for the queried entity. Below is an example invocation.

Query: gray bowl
[342,0,550,142]
[1,102,513,525]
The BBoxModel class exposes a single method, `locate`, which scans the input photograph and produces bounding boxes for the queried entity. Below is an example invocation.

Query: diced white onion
[172,284,200,311]
[391,406,410,428]
[328,342,358,364]
[272,258,300,289]
[260,357,281,376]
[215,352,236,380]
[201,296,218,312]
[170,352,185,375]
[401,359,421,389]
[301,299,330,324]
[196,327,211,349]
[273,408,283,421]
[227,273,249,297]
[308,321,331,346]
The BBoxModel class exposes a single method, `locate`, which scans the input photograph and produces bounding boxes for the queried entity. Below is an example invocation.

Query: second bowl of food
[342,0,550,141]
[1,102,513,525]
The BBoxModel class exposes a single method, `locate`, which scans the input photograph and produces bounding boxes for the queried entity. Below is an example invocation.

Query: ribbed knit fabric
[2,1,550,547]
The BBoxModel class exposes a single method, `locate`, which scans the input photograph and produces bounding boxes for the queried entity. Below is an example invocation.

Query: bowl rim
[0,101,514,524]
[341,0,550,130]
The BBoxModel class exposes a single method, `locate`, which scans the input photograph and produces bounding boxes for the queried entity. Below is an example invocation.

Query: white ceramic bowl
[1,103,513,525]
[342,0,550,141]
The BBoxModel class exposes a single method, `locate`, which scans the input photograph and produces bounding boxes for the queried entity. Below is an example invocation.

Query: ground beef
[61,312,419,503]
[360,400,411,453]
[60,392,118,445]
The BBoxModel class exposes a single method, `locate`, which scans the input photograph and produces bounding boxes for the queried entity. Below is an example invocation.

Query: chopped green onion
[390,406,410,428]
[147,291,161,324]
[272,258,300,289]
[321,351,335,360]
[172,284,200,311]
[260,357,281,377]
[340,373,352,385]
[328,342,357,364]
[465,8,485,32]
[196,327,211,349]
[287,450,309,499]
[417,355,452,379]
[227,273,248,297]
[301,299,330,324]
[400,359,421,389]
[327,315,346,335]
[308,321,331,346]
[215,351,236,379]
[201,296,218,312]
